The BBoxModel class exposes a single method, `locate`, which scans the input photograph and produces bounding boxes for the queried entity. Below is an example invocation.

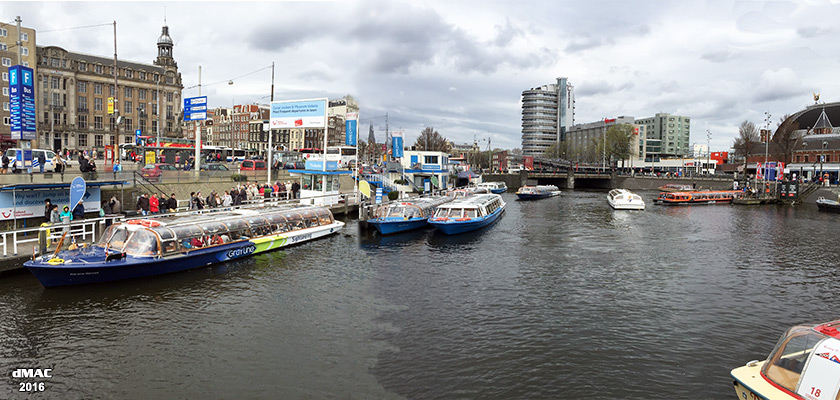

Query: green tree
[545,141,568,160]
[733,120,760,178]
[414,127,451,152]
[605,123,635,168]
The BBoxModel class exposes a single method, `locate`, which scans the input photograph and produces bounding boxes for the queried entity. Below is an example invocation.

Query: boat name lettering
[226,244,257,259]
[291,233,312,243]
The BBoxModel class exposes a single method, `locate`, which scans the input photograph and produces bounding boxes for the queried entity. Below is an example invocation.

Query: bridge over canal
[483,169,736,191]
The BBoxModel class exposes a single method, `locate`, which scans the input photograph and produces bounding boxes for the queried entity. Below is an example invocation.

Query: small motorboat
[816,196,840,213]
[607,189,645,210]
[732,319,840,400]
[515,185,561,200]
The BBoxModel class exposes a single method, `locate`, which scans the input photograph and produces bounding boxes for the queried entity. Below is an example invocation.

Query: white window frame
[1,57,11,67]
[21,33,28,41]
[21,47,28,56]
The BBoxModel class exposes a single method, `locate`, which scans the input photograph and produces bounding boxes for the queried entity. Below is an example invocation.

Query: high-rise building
[521,77,574,157]
[635,113,691,160]
[0,22,37,147]
[34,24,183,152]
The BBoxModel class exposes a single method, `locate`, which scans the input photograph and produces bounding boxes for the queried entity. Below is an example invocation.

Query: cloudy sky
[6,0,840,152]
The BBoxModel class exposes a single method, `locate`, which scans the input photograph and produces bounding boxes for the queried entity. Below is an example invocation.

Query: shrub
[394,178,408,185]
[387,191,399,201]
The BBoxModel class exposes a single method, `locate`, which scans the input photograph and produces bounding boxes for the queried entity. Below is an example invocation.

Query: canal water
[1,190,839,399]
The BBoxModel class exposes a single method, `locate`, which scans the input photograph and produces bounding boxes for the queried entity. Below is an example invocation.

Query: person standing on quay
[168,193,178,212]
[72,200,85,220]
[149,194,159,215]
[44,199,53,219]
[38,151,46,173]
[137,193,150,216]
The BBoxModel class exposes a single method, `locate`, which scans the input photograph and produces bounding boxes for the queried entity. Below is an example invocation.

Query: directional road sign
[184,96,208,121]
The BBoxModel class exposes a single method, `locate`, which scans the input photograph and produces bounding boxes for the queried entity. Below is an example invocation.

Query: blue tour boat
[515,185,561,200]
[368,196,453,235]
[24,206,344,287]
[477,181,508,194]
[427,193,506,235]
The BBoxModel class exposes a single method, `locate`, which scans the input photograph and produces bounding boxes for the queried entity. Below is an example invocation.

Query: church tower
[154,25,177,68]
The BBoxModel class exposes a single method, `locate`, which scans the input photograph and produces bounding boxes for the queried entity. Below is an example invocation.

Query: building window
[3,116,9,125]
[78,134,88,147]
[152,121,158,133]
[0,43,6,51]
[21,33,28,41]
[94,83,102,95]
[79,62,87,72]
[109,117,115,131]
[2,102,8,111]
[94,135,103,147]
[109,135,115,145]
[0,28,6,37]
[78,81,86,93]
[2,87,7,96]
[95,65,103,74]
[125,118,132,131]
[124,136,132,144]
[78,114,87,129]
[94,98,102,111]
[167,92,173,102]
[51,77,60,89]
[1,72,7,81]
[1,57,11,67]
[51,58,59,67]
[109,85,115,97]
[125,101,132,113]
[125,69,133,79]
[78,96,87,110]
[21,47,28,56]
[138,89,146,100]
[139,119,146,131]
[94,116,103,130]
[124,87,132,98]
[152,91,157,101]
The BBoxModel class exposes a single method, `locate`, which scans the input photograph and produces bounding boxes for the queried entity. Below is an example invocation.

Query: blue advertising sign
[375,187,383,204]
[135,129,142,145]
[183,96,208,121]
[269,99,327,129]
[9,65,36,140]
[392,135,404,158]
[69,177,86,211]
[345,119,357,146]
[0,187,100,221]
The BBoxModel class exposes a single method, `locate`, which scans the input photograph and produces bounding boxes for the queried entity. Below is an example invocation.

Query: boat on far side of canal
[368,196,453,235]
[658,183,697,192]
[732,319,840,400]
[516,185,561,200]
[476,181,508,194]
[816,196,840,212]
[428,193,506,235]
[654,190,741,205]
[607,189,645,210]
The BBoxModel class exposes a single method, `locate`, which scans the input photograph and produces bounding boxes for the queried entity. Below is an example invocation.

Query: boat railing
[1,215,124,258]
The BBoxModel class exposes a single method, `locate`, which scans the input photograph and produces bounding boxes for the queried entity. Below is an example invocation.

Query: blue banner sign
[269,99,327,129]
[69,177,86,211]
[392,135,404,158]
[345,119,357,146]
[304,160,339,171]
[135,129,142,145]
[9,65,36,140]
[375,188,383,204]
[183,96,208,121]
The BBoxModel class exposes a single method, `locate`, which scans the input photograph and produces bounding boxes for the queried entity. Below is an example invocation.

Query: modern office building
[33,24,183,153]
[521,77,574,157]
[635,113,691,160]
[566,116,636,163]
[0,22,37,147]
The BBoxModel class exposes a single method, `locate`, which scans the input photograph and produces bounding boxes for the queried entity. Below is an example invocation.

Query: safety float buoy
[127,220,143,225]
[140,220,161,228]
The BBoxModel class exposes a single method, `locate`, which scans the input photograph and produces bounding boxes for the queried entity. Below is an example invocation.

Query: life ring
[434,217,448,221]
[140,220,161,227]
[127,220,143,225]
[46,258,65,265]
[456,218,471,221]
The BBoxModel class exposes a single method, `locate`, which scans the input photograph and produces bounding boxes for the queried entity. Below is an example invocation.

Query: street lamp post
[822,140,828,186]
[706,129,711,175]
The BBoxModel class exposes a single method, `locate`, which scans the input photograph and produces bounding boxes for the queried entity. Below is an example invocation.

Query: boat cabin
[433,194,504,220]
[97,208,335,258]
[758,320,840,399]
[372,197,451,220]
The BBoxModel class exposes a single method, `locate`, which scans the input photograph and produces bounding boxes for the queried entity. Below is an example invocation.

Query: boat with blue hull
[428,193,506,235]
[368,196,453,235]
[477,181,507,194]
[24,206,344,287]
[516,185,561,200]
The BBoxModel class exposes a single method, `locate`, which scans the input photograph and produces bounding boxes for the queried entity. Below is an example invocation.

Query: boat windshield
[122,229,160,257]
[97,225,130,250]
[762,325,822,392]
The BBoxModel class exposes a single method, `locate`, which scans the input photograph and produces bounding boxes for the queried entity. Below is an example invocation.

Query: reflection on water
[1,190,839,398]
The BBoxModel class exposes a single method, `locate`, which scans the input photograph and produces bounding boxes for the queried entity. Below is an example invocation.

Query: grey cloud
[701,51,736,63]
[575,80,635,97]
[798,26,829,38]
[493,18,523,47]
[565,36,611,53]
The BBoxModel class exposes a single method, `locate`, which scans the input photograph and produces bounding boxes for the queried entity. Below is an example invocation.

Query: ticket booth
[292,160,351,206]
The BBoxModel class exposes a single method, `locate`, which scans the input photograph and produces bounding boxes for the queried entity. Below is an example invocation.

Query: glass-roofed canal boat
[427,193,506,235]
[24,206,344,287]
[368,195,453,235]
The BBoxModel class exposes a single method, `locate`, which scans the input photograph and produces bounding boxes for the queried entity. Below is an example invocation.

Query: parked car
[284,160,306,170]
[200,163,230,171]
[240,160,267,171]
[141,163,179,182]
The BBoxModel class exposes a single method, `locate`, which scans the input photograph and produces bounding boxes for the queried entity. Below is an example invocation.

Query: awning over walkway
[0,181,129,191]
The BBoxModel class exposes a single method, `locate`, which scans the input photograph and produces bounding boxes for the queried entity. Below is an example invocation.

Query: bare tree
[771,114,802,165]
[414,127,451,152]
[733,120,760,177]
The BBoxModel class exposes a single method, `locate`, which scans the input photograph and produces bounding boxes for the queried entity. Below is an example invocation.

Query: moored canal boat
[654,190,741,205]
[24,206,344,287]
[516,185,561,200]
[658,183,697,192]
[368,196,453,235]
[476,181,508,194]
[428,193,506,235]
[732,319,840,400]
[607,189,645,210]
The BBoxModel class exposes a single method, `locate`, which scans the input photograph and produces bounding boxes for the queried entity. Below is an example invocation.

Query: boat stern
[730,361,774,400]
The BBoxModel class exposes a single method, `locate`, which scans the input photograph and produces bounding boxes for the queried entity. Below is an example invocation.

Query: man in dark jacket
[37,152,46,173]
[72,200,85,220]
[167,193,178,212]
[231,188,240,205]
[206,191,218,208]
[292,181,300,199]
[137,193,150,215]
[44,199,52,219]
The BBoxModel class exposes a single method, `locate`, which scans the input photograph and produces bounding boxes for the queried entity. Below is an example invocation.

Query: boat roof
[126,204,329,228]
[437,193,500,208]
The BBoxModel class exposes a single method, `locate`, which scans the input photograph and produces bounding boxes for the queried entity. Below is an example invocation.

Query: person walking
[189,192,197,210]
[50,205,60,223]
[110,196,122,214]
[44,199,53,219]
[222,191,232,207]
[1,152,8,174]
[113,160,122,173]
[292,181,300,199]
[206,191,218,209]
[38,151,46,173]
[195,191,204,210]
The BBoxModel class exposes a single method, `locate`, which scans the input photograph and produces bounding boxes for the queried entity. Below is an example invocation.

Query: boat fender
[46,258,65,265]
[456,218,471,221]
[433,217,448,221]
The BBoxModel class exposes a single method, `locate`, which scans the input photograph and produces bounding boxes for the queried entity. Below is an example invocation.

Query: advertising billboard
[345,112,358,146]
[270,99,327,129]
